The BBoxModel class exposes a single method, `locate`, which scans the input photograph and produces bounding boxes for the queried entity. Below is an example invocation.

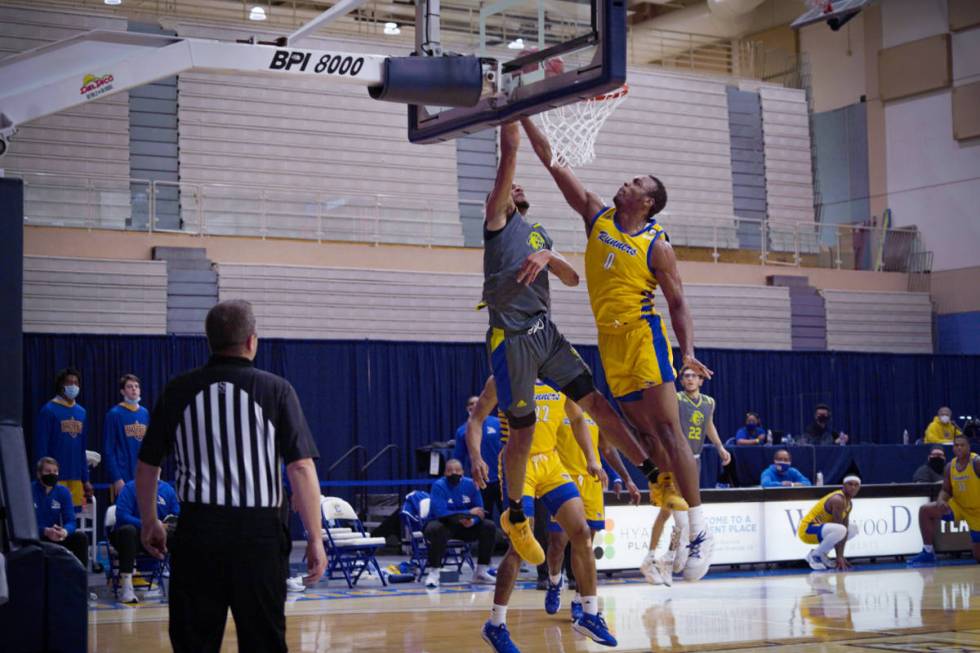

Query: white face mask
[939,415,950,424]
[124,396,141,405]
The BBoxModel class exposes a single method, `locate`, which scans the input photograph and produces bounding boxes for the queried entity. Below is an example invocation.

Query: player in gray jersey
[639,365,730,586]
[471,123,664,584]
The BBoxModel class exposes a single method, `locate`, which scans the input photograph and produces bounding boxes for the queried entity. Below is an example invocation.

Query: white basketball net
[538,85,628,168]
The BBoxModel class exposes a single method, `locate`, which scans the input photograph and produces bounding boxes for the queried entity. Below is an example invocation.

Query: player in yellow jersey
[467,377,618,651]
[544,403,640,621]
[520,117,715,581]
[910,433,980,564]
[797,476,861,571]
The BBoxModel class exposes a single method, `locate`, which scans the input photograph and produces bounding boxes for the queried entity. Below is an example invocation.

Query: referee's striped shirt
[138,355,318,509]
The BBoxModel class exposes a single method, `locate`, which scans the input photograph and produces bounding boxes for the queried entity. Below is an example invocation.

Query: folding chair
[76,494,98,572]
[102,505,169,600]
[400,490,474,580]
[320,496,388,588]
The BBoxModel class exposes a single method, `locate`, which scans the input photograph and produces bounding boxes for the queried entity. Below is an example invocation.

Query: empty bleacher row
[20,257,933,353]
[2,5,824,256]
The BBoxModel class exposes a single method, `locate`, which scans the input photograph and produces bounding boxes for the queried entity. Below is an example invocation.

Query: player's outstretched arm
[486,123,520,231]
[705,414,731,466]
[599,433,641,505]
[564,399,601,480]
[651,238,713,380]
[519,117,603,228]
[466,376,497,488]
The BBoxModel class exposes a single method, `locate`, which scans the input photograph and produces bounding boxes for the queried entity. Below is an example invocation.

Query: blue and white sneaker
[907,549,937,566]
[572,612,617,647]
[482,620,521,653]
[544,577,562,614]
[569,600,583,623]
[682,529,714,581]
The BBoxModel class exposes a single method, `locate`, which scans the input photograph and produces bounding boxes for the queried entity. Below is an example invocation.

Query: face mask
[928,458,946,473]
[41,473,58,488]
[939,415,950,424]
[746,422,758,430]
[446,474,462,486]
[775,463,790,473]
[816,416,829,425]
[124,396,141,405]
[63,385,79,400]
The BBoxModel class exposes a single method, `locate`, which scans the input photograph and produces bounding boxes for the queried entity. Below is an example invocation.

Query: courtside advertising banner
[596,496,929,570]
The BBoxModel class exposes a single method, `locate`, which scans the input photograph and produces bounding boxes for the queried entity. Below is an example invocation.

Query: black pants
[169,505,290,653]
[480,482,504,523]
[424,518,496,567]
[42,531,88,568]
[110,524,174,574]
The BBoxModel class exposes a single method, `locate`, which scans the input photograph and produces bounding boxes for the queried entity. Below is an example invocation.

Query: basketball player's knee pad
[847,521,859,541]
[821,522,847,546]
[561,372,595,403]
[508,410,536,429]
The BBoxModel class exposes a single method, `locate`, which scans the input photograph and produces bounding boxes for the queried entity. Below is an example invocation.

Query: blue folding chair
[400,490,474,580]
[102,505,169,600]
[321,496,388,588]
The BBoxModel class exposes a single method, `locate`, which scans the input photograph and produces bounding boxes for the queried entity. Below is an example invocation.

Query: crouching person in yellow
[798,476,861,571]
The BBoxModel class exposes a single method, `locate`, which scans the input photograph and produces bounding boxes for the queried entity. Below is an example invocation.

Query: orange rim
[593,83,628,102]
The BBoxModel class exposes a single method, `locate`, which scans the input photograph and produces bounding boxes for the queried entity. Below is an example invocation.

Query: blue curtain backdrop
[23,333,980,486]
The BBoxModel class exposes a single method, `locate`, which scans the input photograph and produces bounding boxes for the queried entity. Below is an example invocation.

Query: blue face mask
[124,396,141,406]
[63,385,80,400]
[775,462,790,473]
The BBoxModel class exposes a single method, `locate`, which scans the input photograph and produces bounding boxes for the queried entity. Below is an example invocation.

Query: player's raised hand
[682,354,713,380]
[471,456,490,489]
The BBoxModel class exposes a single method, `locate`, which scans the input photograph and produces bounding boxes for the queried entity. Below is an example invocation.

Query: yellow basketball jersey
[950,455,980,511]
[530,383,567,456]
[555,413,600,477]
[584,206,668,330]
[800,490,852,531]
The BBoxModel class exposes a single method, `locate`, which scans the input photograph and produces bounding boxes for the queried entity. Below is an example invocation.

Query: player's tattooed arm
[651,238,712,380]
[486,123,520,232]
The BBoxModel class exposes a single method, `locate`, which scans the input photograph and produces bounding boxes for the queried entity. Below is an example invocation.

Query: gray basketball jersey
[483,212,553,332]
[677,391,715,456]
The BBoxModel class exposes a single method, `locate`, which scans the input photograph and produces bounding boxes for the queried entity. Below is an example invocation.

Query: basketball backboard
[407,0,625,143]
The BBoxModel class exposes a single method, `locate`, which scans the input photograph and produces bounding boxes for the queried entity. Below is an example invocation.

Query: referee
[135,299,326,653]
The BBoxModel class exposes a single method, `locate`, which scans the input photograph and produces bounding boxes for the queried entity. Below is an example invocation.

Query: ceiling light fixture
[104,0,122,5]
[383,22,401,35]
[249,6,267,21]
[507,38,525,50]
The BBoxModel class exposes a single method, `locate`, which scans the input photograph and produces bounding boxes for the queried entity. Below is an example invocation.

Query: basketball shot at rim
[519,100,716,580]
[475,120,667,568]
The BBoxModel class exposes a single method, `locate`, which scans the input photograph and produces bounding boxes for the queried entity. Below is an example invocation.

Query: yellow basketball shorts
[60,479,86,507]
[946,497,980,535]
[499,449,578,518]
[549,472,605,532]
[598,314,676,401]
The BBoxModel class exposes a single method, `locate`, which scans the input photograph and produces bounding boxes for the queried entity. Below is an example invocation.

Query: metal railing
[16,170,929,273]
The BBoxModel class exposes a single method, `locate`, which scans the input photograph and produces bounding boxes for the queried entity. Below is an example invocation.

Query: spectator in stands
[453,395,503,522]
[110,478,179,603]
[913,447,947,483]
[734,412,767,445]
[761,449,811,487]
[924,406,962,444]
[32,456,88,567]
[34,367,92,507]
[800,404,849,446]
[104,373,150,496]
[423,458,496,588]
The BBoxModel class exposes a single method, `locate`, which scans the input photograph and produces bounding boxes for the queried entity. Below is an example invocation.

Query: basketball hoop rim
[593,83,628,102]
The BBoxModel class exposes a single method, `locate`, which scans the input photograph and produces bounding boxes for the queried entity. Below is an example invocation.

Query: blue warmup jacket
[35,398,89,482]
[114,480,180,530]
[453,415,502,482]
[103,402,150,484]
[760,464,812,488]
[429,476,484,523]
[32,481,77,533]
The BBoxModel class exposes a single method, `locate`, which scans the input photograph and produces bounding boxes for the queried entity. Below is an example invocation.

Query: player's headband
[842,475,861,485]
